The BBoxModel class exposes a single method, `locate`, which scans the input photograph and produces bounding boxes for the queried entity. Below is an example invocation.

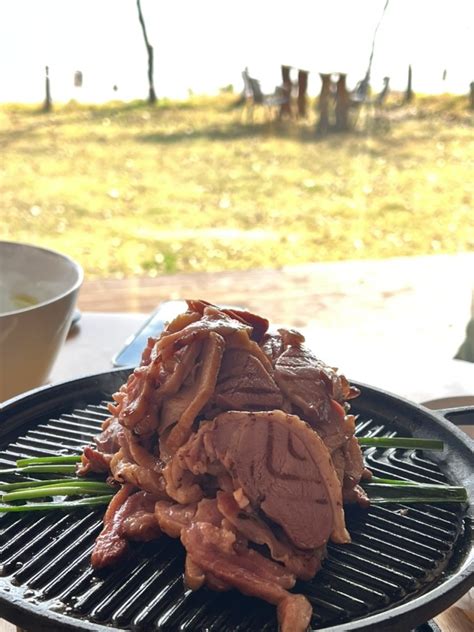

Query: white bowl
[0,241,83,401]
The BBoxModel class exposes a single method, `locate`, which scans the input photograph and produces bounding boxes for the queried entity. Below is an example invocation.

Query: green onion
[363,482,467,504]
[16,455,81,468]
[357,437,444,451]
[0,465,78,475]
[0,495,114,513]
[1,482,113,503]
[369,477,424,486]
[0,478,78,491]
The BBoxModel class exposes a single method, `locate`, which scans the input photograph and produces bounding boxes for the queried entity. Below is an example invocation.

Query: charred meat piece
[91,485,161,569]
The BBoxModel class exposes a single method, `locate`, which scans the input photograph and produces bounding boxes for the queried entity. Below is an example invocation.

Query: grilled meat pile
[79,300,369,632]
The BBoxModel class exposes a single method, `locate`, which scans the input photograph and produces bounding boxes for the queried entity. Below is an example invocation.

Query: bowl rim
[0,240,84,317]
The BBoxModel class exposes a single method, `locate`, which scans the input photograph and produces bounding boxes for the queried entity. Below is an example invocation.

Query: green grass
[1,94,472,278]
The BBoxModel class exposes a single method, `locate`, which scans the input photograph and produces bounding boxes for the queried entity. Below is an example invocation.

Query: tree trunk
[317,73,331,135]
[137,0,157,104]
[297,70,308,118]
[335,74,350,131]
[280,65,292,118]
[43,66,52,112]
[405,64,414,103]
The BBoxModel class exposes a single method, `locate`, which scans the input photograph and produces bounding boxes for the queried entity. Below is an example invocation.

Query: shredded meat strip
[181,521,312,632]
[91,485,162,569]
[164,331,225,452]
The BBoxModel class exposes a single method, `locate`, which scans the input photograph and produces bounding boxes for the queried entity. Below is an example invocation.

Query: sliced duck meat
[343,435,366,485]
[121,491,163,541]
[155,497,225,540]
[181,521,311,632]
[95,417,122,454]
[79,299,366,629]
[77,445,111,475]
[339,436,371,507]
[113,368,158,435]
[278,595,313,632]
[186,300,269,342]
[213,347,283,411]
[163,332,225,452]
[109,430,168,497]
[278,327,306,347]
[91,485,161,569]
[77,417,123,474]
[209,410,350,547]
[155,500,198,538]
[156,306,250,360]
[260,332,285,366]
[217,491,324,580]
[166,410,349,547]
[274,345,334,423]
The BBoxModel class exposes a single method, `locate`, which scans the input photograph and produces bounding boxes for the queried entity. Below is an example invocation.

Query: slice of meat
[121,492,163,541]
[155,500,198,538]
[274,345,334,426]
[278,595,313,632]
[182,521,296,591]
[155,340,203,402]
[109,430,168,498]
[278,328,306,347]
[213,347,283,411]
[92,485,162,569]
[77,417,123,475]
[186,300,269,342]
[260,332,285,366]
[181,521,311,632]
[164,332,225,452]
[185,556,206,590]
[209,410,350,547]
[77,445,111,475]
[91,484,135,569]
[274,344,360,452]
[166,410,349,547]
[217,491,324,580]
[115,368,158,435]
[95,417,122,454]
[157,306,252,361]
[343,435,366,485]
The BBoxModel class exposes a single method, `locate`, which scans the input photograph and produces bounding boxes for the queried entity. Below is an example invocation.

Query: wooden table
[1,312,473,632]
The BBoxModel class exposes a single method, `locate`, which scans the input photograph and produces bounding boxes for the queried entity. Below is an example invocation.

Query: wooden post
[43,66,52,112]
[297,69,309,118]
[335,73,350,131]
[405,64,414,103]
[470,82,474,110]
[317,73,331,135]
[280,65,292,118]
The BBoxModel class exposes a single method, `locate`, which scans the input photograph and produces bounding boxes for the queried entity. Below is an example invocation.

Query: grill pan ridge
[0,370,471,632]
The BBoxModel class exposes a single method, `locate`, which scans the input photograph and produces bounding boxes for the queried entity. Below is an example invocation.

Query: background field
[1,95,472,279]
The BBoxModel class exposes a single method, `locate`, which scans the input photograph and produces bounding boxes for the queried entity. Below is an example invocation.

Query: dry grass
[0,94,473,278]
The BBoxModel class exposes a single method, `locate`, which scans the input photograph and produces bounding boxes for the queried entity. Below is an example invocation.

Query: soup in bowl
[0,241,83,401]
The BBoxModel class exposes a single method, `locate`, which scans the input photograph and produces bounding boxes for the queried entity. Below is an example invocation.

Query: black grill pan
[0,370,472,632]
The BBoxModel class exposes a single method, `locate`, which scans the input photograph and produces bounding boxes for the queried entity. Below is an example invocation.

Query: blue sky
[0,0,472,103]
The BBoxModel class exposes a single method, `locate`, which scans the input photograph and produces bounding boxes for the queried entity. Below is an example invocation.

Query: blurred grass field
[0,94,472,279]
